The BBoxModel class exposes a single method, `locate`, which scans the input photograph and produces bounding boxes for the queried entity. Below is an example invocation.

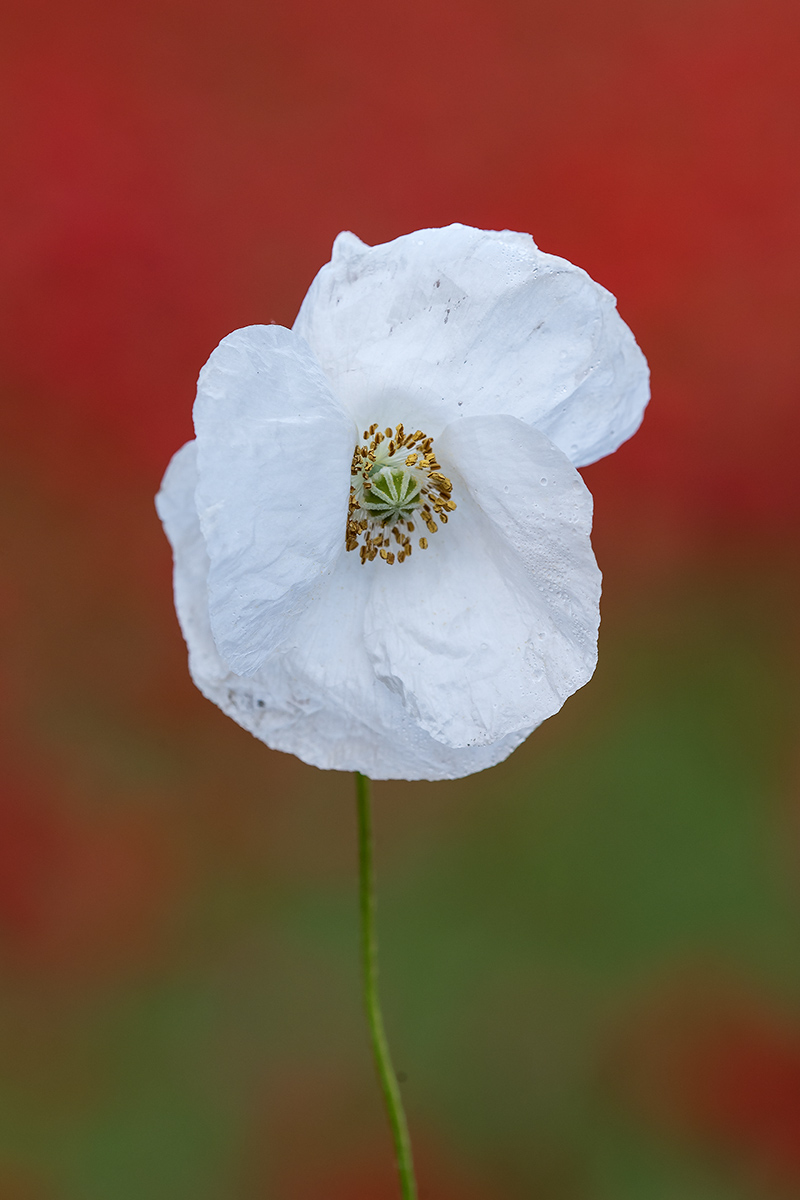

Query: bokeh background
[1,0,799,1196]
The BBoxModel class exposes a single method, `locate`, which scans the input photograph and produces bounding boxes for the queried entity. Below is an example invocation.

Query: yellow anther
[346,422,456,564]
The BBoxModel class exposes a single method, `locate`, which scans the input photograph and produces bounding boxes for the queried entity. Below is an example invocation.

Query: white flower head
[156,224,649,780]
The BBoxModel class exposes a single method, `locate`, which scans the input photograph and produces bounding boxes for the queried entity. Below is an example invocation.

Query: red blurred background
[1,0,799,1196]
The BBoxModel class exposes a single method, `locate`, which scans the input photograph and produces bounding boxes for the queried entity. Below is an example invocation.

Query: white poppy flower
[156,224,649,781]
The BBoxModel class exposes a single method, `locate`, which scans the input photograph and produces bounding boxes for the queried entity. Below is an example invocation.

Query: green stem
[355,772,418,1200]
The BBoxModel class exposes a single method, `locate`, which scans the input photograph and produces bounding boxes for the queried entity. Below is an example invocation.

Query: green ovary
[362,467,421,519]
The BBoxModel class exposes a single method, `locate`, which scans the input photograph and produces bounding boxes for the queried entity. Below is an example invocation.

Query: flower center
[346,423,456,564]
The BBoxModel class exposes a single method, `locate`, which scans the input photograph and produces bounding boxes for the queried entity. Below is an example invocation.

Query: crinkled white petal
[156,441,227,687]
[362,414,601,748]
[155,440,525,781]
[293,224,649,467]
[193,325,356,676]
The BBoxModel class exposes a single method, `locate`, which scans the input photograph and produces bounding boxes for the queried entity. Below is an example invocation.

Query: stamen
[346,422,456,565]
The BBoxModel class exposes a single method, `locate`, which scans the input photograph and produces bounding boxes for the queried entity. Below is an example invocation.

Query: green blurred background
[1,0,799,1196]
